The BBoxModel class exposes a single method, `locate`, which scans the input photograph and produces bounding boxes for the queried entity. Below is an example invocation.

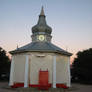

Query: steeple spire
[40,6,45,16]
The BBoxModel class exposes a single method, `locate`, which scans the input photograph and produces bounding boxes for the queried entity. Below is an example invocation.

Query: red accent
[11,83,68,89]
[29,84,39,87]
[56,84,68,89]
[11,83,24,88]
[29,84,51,88]
[38,69,49,90]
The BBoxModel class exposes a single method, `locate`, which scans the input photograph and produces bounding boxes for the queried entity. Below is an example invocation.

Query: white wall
[10,52,71,87]
[29,52,53,84]
[13,54,25,83]
[56,54,70,87]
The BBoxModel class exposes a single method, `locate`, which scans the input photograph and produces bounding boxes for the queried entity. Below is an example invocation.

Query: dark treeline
[71,48,92,84]
[0,47,11,81]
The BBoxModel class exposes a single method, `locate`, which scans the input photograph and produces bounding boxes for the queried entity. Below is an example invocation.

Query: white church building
[9,7,72,89]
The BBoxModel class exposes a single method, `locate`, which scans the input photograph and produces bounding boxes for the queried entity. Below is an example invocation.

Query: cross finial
[40,6,45,16]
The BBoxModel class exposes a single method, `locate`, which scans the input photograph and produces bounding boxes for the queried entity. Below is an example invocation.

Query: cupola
[31,6,52,42]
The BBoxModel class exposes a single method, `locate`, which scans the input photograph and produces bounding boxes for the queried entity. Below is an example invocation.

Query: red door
[39,69,49,90]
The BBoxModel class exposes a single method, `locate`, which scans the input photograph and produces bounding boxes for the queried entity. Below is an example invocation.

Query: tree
[71,48,92,84]
[0,47,11,80]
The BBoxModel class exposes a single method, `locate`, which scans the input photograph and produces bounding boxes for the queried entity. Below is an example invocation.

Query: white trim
[9,56,14,86]
[53,56,56,88]
[24,55,29,87]
[36,54,45,57]
[67,57,71,87]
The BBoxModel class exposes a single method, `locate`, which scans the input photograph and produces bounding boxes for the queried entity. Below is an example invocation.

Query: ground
[68,83,92,92]
[0,82,92,92]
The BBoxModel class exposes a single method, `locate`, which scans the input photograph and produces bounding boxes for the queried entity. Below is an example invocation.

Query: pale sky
[0,0,92,62]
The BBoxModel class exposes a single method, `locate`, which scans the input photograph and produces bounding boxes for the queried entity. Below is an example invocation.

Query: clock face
[38,35,45,41]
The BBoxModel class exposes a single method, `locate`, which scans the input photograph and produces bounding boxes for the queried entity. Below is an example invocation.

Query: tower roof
[32,7,52,34]
[40,6,45,16]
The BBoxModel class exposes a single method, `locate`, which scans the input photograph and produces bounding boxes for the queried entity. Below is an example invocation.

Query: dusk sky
[0,0,92,62]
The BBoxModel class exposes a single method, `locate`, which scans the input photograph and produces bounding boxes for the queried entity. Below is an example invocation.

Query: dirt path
[69,83,92,92]
[0,82,92,92]
[0,82,17,92]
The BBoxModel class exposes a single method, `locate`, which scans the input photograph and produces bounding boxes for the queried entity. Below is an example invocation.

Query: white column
[9,56,14,86]
[24,55,29,88]
[53,56,56,88]
[67,57,71,87]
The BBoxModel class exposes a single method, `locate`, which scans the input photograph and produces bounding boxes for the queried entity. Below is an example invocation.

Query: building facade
[9,7,72,88]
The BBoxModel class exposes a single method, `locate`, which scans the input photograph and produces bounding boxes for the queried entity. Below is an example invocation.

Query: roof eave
[9,50,72,56]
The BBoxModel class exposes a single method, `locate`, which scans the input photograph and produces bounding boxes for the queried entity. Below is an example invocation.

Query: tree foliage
[0,47,11,80]
[71,48,92,84]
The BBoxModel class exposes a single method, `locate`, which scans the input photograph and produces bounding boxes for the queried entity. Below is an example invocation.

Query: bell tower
[31,6,52,42]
